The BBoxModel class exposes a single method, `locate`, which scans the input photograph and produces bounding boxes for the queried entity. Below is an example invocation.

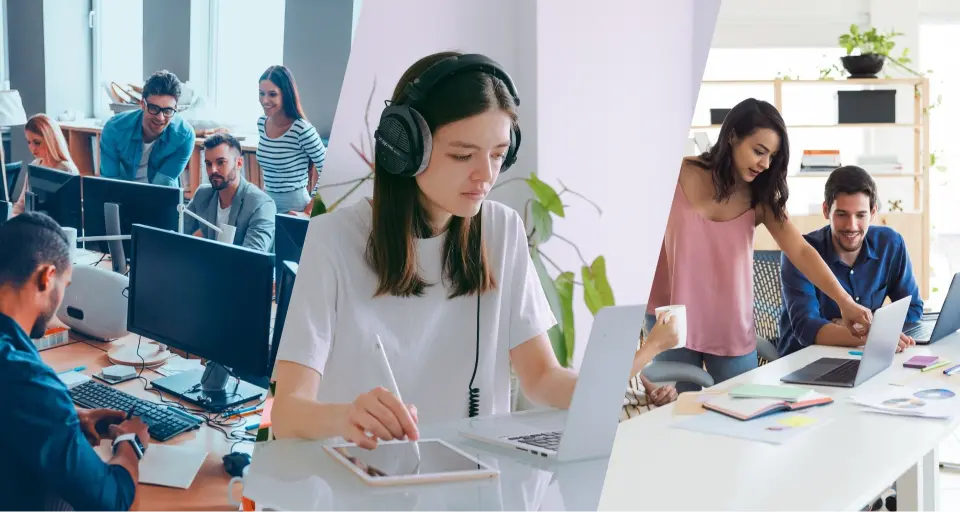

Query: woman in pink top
[646,98,872,392]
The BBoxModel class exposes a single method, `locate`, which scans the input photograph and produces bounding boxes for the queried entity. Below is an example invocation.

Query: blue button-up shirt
[0,312,136,510]
[777,225,923,357]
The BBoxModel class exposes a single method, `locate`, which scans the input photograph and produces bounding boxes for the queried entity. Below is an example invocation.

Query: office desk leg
[898,447,940,511]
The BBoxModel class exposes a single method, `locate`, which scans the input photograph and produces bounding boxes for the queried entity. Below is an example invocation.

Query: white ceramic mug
[654,305,687,349]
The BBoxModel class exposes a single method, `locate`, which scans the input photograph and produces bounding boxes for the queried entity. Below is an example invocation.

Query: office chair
[753,250,784,365]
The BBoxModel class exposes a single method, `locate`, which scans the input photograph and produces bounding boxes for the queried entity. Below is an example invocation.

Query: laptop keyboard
[509,430,562,451]
[816,359,861,383]
[905,323,934,340]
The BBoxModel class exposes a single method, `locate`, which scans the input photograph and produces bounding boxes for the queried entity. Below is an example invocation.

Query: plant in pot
[838,24,920,78]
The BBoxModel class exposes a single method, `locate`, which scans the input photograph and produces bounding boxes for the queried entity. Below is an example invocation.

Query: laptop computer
[780,296,910,388]
[904,272,960,344]
[459,304,646,462]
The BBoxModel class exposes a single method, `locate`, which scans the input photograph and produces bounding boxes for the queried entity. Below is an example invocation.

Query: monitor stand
[150,363,266,412]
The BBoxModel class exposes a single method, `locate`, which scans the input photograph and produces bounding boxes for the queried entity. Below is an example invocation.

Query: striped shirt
[256,116,327,194]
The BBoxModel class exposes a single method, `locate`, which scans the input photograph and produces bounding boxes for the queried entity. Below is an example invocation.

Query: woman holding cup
[646,98,872,392]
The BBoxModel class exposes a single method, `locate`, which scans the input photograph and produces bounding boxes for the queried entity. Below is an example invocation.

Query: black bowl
[841,54,886,78]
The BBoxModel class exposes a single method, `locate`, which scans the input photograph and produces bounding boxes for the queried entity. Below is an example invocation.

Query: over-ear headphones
[374,53,522,178]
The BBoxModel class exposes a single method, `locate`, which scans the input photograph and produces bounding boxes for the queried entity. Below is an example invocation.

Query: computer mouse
[222,451,251,477]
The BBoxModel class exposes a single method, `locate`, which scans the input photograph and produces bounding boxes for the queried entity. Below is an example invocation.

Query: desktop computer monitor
[82,176,182,256]
[24,164,82,232]
[3,161,22,202]
[238,260,297,390]
[126,224,273,411]
[274,213,308,301]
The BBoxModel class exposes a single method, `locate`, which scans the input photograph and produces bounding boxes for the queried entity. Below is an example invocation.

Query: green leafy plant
[493,174,614,367]
[838,24,920,76]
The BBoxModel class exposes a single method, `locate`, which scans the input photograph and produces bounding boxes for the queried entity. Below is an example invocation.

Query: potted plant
[838,24,919,78]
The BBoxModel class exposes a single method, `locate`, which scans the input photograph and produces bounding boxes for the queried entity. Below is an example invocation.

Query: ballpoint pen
[374,334,421,467]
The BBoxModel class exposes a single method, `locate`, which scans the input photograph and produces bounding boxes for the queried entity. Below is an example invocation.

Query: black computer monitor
[239,260,297,390]
[126,224,273,411]
[25,164,82,232]
[81,176,182,256]
[2,161,22,202]
[274,213,308,301]
[1,200,11,226]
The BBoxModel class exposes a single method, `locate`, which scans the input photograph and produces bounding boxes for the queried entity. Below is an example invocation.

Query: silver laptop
[780,296,910,388]
[905,272,960,344]
[459,304,646,461]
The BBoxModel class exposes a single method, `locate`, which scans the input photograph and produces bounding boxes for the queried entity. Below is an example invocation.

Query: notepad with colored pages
[727,384,814,402]
[703,391,834,421]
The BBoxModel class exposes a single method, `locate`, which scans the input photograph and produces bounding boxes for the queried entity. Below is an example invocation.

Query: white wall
[535,0,716,367]
[43,0,93,118]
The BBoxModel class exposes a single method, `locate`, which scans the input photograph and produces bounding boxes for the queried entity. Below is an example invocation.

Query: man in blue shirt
[0,212,149,510]
[99,69,196,188]
[778,165,923,357]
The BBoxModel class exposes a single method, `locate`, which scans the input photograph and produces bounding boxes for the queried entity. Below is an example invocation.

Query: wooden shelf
[701,78,924,86]
[789,172,922,179]
[691,123,920,130]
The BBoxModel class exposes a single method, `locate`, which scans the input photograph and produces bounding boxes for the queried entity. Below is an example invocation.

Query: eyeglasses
[145,102,176,118]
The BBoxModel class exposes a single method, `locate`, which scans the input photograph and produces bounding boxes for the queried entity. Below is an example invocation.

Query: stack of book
[799,149,842,174]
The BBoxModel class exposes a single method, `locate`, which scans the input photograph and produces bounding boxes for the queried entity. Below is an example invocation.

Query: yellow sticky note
[777,415,818,428]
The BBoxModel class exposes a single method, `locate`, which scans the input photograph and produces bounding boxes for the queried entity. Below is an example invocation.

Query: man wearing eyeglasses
[99,69,196,188]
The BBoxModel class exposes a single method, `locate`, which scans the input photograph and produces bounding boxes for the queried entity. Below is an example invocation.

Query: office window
[209,0,285,132]
[92,0,144,119]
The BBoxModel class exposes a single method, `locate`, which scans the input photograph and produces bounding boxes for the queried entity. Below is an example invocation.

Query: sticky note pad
[777,415,818,428]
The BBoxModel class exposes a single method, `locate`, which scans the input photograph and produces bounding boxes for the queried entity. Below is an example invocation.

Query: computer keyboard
[906,324,934,340]
[509,430,563,451]
[69,380,204,442]
[816,360,860,384]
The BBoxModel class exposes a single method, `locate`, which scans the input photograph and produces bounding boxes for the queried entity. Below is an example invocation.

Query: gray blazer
[183,175,276,252]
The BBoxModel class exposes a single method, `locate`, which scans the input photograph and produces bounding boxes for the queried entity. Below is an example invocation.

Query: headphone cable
[468,206,481,418]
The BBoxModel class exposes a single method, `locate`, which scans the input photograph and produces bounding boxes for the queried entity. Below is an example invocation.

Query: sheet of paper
[850,384,960,419]
[672,410,830,445]
[777,415,817,428]
[97,441,208,489]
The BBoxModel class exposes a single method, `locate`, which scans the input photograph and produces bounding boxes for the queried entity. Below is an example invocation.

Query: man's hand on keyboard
[109,417,150,451]
[77,408,127,446]
[898,333,916,353]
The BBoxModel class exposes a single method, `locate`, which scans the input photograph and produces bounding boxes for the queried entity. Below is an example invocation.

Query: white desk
[599,332,960,511]
[241,420,610,511]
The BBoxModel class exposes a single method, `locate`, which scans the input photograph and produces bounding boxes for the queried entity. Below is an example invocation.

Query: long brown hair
[260,65,307,120]
[366,51,518,298]
[691,98,790,222]
[25,114,72,167]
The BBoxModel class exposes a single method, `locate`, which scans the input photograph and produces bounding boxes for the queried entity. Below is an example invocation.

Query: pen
[374,335,421,464]
[224,405,260,418]
[58,366,86,374]
[923,359,951,372]
[125,405,136,420]
[849,351,863,356]
[244,423,260,431]
[944,364,960,376]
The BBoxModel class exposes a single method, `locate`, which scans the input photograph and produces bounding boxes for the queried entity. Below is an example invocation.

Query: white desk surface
[242,420,610,511]
[599,332,960,511]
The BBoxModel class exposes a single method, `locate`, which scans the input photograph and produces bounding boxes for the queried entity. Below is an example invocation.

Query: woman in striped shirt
[257,65,327,214]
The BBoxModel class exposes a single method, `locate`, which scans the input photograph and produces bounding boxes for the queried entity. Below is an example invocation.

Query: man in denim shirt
[100,69,195,188]
[0,212,150,510]
[778,166,924,357]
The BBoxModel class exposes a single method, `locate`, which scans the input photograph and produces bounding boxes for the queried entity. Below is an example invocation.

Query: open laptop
[904,272,960,344]
[459,304,646,462]
[780,296,910,388]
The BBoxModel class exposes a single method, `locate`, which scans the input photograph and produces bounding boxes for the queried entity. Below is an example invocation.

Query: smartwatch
[112,433,145,460]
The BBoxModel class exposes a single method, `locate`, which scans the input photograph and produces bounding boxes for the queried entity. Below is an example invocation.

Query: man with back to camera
[0,212,150,510]
[182,133,277,252]
[777,165,924,357]
[99,69,196,188]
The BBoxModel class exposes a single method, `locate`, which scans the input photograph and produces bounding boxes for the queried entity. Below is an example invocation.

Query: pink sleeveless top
[647,183,757,357]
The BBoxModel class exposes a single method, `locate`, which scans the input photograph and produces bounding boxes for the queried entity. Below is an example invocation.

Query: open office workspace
[6,0,960,511]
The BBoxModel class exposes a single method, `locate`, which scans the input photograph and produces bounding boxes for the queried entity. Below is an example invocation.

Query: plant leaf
[530,201,554,245]
[310,194,328,216]
[526,173,565,218]
[555,271,576,367]
[530,247,564,329]
[582,256,615,315]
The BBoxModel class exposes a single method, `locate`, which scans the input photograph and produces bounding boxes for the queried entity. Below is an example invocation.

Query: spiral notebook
[703,391,834,421]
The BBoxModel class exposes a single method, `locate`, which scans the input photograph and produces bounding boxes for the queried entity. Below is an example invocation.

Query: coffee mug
[654,305,687,349]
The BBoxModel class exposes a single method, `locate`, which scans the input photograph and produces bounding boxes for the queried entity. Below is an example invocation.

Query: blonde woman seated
[13,114,78,214]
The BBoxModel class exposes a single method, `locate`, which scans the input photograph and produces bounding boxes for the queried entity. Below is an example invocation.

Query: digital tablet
[323,438,498,486]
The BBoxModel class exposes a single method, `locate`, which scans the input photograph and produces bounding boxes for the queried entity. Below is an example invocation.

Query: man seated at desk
[0,212,150,510]
[99,69,196,188]
[778,165,924,357]
[183,133,277,252]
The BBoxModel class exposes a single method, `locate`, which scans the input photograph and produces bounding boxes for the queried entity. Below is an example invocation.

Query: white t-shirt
[275,199,556,425]
[135,141,156,183]
[216,200,231,231]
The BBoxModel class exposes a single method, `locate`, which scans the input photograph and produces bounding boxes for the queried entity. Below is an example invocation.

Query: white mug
[654,305,687,349]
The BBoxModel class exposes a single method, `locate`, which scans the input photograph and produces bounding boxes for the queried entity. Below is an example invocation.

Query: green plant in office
[309,79,378,217]
[493,174,615,367]
[837,24,921,78]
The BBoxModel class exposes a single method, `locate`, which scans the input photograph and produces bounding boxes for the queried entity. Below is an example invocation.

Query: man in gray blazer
[183,133,276,252]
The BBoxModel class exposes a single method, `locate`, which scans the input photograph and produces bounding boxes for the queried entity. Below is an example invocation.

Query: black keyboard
[69,380,204,441]
[816,360,861,384]
[509,430,563,451]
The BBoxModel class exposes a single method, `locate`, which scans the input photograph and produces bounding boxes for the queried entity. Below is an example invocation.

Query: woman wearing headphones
[270,51,680,447]
[647,98,873,392]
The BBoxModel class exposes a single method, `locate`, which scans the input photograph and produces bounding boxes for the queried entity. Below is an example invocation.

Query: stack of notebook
[703,384,834,421]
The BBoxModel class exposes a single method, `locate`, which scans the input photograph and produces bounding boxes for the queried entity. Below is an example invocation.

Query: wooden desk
[59,119,262,200]
[43,336,253,511]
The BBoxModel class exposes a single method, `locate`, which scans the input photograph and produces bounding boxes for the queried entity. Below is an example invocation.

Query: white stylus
[373,335,421,466]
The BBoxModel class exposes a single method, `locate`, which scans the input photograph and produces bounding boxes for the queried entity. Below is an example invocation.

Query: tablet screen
[330,439,485,478]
